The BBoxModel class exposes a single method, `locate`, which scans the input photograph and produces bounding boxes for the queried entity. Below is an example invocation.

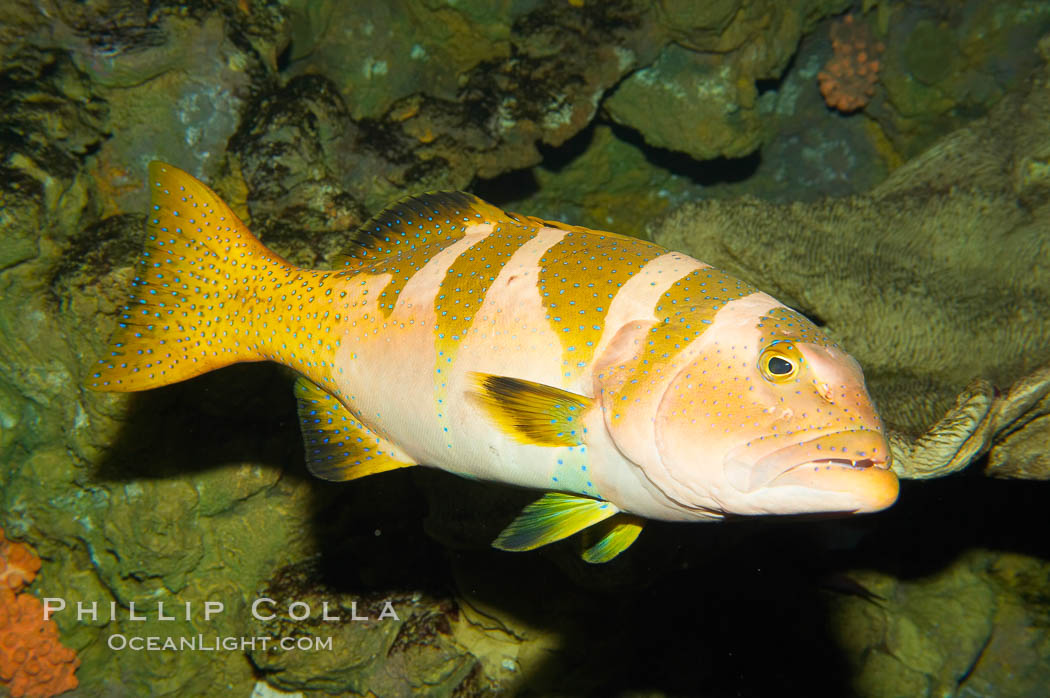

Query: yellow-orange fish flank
[91,163,898,563]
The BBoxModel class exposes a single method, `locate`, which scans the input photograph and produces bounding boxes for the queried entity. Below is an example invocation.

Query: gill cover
[592,321,668,476]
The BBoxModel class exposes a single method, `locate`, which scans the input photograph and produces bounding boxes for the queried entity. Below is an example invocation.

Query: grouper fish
[90,163,899,563]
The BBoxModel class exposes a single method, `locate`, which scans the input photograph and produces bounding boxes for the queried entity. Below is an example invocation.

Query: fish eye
[759,344,801,383]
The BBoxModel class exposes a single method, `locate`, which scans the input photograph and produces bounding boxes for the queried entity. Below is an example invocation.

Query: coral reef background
[2,1,1050,696]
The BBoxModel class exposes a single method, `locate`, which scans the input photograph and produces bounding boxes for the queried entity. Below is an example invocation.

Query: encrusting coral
[0,532,39,592]
[818,14,884,112]
[0,530,79,698]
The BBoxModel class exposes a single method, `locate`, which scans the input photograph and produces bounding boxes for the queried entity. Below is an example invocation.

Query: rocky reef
[1,0,1050,696]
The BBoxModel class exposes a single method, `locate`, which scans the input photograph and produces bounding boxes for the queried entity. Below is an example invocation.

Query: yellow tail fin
[90,162,295,391]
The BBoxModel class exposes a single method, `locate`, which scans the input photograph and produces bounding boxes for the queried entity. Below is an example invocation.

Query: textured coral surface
[0,531,40,592]
[819,14,884,112]
[0,531,79,698]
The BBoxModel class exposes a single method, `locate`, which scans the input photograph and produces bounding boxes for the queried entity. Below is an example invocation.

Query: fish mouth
[780,457,886,474]
[730,428,894,493]
[770,455,898,512]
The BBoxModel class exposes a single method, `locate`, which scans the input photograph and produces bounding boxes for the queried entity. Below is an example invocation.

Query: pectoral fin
[294,377,416,481]
[580,514,645,564]
[493,492,618,552]
[468,372,593,447]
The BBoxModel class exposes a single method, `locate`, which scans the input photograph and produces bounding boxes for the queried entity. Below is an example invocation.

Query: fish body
[91,163,898,562]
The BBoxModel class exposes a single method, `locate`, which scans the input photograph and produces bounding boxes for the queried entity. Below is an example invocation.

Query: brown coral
[0,531,79,698]
[818,15,885,113]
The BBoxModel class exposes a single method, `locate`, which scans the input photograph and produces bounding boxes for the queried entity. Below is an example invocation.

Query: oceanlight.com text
[106,634,333,652]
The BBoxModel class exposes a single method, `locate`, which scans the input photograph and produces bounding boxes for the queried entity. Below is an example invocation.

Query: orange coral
[818,15,885,112]
[0,530,79,698]
[0,531,41,592]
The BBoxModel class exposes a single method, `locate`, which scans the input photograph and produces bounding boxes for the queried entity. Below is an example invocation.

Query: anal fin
[294,377,416,481]
[468,372,593,447]
[492,492,618,552]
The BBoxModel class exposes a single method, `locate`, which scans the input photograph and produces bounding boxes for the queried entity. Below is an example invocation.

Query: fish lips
[724,429,898,512]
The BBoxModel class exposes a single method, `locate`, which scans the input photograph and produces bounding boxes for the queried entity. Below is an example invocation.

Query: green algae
[903,20,958,87]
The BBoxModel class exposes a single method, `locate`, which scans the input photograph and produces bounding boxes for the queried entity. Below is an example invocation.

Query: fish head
[602,300,898,518]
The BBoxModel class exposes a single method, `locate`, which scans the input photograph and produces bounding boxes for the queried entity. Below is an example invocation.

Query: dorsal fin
[293,377,416,481]
[334,191,509,270]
